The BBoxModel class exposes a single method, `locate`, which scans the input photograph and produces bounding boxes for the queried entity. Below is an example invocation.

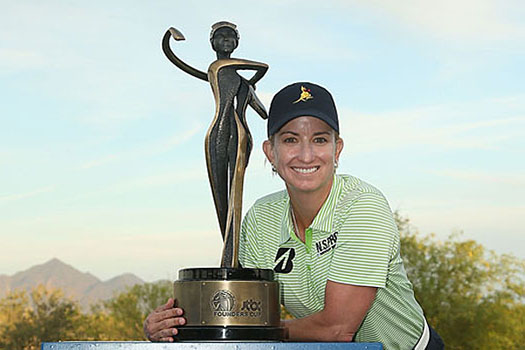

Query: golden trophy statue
[162,21,284,341]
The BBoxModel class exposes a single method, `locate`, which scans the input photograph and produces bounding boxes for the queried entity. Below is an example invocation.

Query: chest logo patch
[273,247,295,273]
[315,232,338,256]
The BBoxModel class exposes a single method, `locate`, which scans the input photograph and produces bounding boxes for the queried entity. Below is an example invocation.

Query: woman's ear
[262,139,275,165]
[335,137,344,163]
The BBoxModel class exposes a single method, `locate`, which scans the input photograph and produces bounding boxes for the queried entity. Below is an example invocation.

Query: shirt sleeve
[328,192,399,288]
[239,206,259,269]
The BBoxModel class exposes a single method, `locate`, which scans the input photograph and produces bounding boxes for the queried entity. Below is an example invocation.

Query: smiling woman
[144,82,444,349]
[237,82,444,348]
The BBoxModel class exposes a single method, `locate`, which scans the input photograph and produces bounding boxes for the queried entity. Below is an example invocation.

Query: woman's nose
[297,143,314,162]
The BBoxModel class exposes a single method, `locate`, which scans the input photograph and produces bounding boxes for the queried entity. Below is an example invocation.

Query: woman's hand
[143,298,186,342]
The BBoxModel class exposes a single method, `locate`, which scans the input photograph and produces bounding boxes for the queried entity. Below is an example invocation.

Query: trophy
[162,22,284,341]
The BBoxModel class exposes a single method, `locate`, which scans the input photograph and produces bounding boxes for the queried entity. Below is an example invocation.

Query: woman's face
[211,27,238,55]
[263,116,344,198]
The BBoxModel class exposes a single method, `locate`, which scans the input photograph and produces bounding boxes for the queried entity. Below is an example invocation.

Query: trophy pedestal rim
[176,326,285,342]
[178,267,275,281]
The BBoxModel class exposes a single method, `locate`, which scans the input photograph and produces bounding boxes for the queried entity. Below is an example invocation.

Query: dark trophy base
[173,267,285,341]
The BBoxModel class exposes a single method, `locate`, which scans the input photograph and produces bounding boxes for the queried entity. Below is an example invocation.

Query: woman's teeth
[293,167,319,174]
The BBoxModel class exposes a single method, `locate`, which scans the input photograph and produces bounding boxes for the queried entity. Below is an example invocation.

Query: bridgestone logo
[273,247,295,273]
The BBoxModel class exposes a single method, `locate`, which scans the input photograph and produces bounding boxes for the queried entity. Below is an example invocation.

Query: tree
[395,212,525,350]
[0,281,173,344]
[0,286,87,350]
[89,280,173,340]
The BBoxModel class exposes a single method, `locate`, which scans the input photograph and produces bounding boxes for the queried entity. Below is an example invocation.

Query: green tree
[90,280,173,340]
[0,286,87,350]
[0,281,173,344]
[395,212,525,350]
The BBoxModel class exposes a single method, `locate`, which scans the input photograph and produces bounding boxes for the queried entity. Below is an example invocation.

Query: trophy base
[173,267,284,341]
[176,326,284,341]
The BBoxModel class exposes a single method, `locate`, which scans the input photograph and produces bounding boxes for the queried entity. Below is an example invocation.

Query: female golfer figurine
[162,21,268,268]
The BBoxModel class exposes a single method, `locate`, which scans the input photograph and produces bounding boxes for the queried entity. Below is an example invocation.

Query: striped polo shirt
[239,174,425,349]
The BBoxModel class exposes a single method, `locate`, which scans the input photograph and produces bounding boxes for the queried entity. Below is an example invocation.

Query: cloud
[344,0,525,43]
[0,186,55,203]
[340,94,525,156]
[79,122,203,170]
[429,169,525,187]
[105,167,207,192]
[80,154,119,170]
[143,122,203,155]
[0,49,48,72]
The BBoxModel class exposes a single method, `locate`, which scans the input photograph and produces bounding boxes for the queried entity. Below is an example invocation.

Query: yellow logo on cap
[293,86,313,104]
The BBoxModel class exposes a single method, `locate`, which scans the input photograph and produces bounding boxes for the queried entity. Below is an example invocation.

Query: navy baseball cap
[267,82,339,136]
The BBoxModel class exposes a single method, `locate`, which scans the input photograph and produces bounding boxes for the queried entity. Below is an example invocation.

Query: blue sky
[1,1,524,281]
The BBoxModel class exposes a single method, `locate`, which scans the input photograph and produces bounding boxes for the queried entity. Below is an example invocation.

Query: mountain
[0,258,144,308]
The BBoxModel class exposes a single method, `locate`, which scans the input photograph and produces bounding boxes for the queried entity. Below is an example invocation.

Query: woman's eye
[314,137,328,144]
[283,137,297,143]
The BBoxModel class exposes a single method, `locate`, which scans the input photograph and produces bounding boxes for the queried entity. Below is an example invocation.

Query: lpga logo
[211,290,235,313]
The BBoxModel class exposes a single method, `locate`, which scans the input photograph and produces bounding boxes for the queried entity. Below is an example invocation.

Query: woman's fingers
[151,315,185,334]
[154,298,175,312]
[149,307,184,332]
[153,326,179,342]
[144,299,186,342]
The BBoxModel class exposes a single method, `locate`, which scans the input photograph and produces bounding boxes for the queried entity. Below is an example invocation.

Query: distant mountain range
[0,258,144,308]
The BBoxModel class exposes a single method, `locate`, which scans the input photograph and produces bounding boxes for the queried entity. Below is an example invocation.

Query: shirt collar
[310,174,343,233]
[278,175,343,245]
[279,197,293,245]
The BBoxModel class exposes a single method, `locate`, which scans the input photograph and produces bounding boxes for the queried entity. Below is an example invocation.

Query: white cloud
[80,154,119,170]
[340,95,525,156]
[102,167,207,192]
[0,185,55,203]
[0,49,48,72]
[345,0,525,43]
[429,169,525,187]
[79,122,203,170]
[144,122,204,155]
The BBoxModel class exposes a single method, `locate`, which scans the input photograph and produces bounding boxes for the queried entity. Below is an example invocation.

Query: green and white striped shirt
[239,174,425,349]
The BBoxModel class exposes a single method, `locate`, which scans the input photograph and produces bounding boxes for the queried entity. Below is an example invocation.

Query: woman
[144,82,444,349]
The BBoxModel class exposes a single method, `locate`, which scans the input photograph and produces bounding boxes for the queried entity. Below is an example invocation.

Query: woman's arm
[283,281,377,342]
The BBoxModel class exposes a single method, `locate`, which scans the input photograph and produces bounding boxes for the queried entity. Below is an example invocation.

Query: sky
[1,0,524,282]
